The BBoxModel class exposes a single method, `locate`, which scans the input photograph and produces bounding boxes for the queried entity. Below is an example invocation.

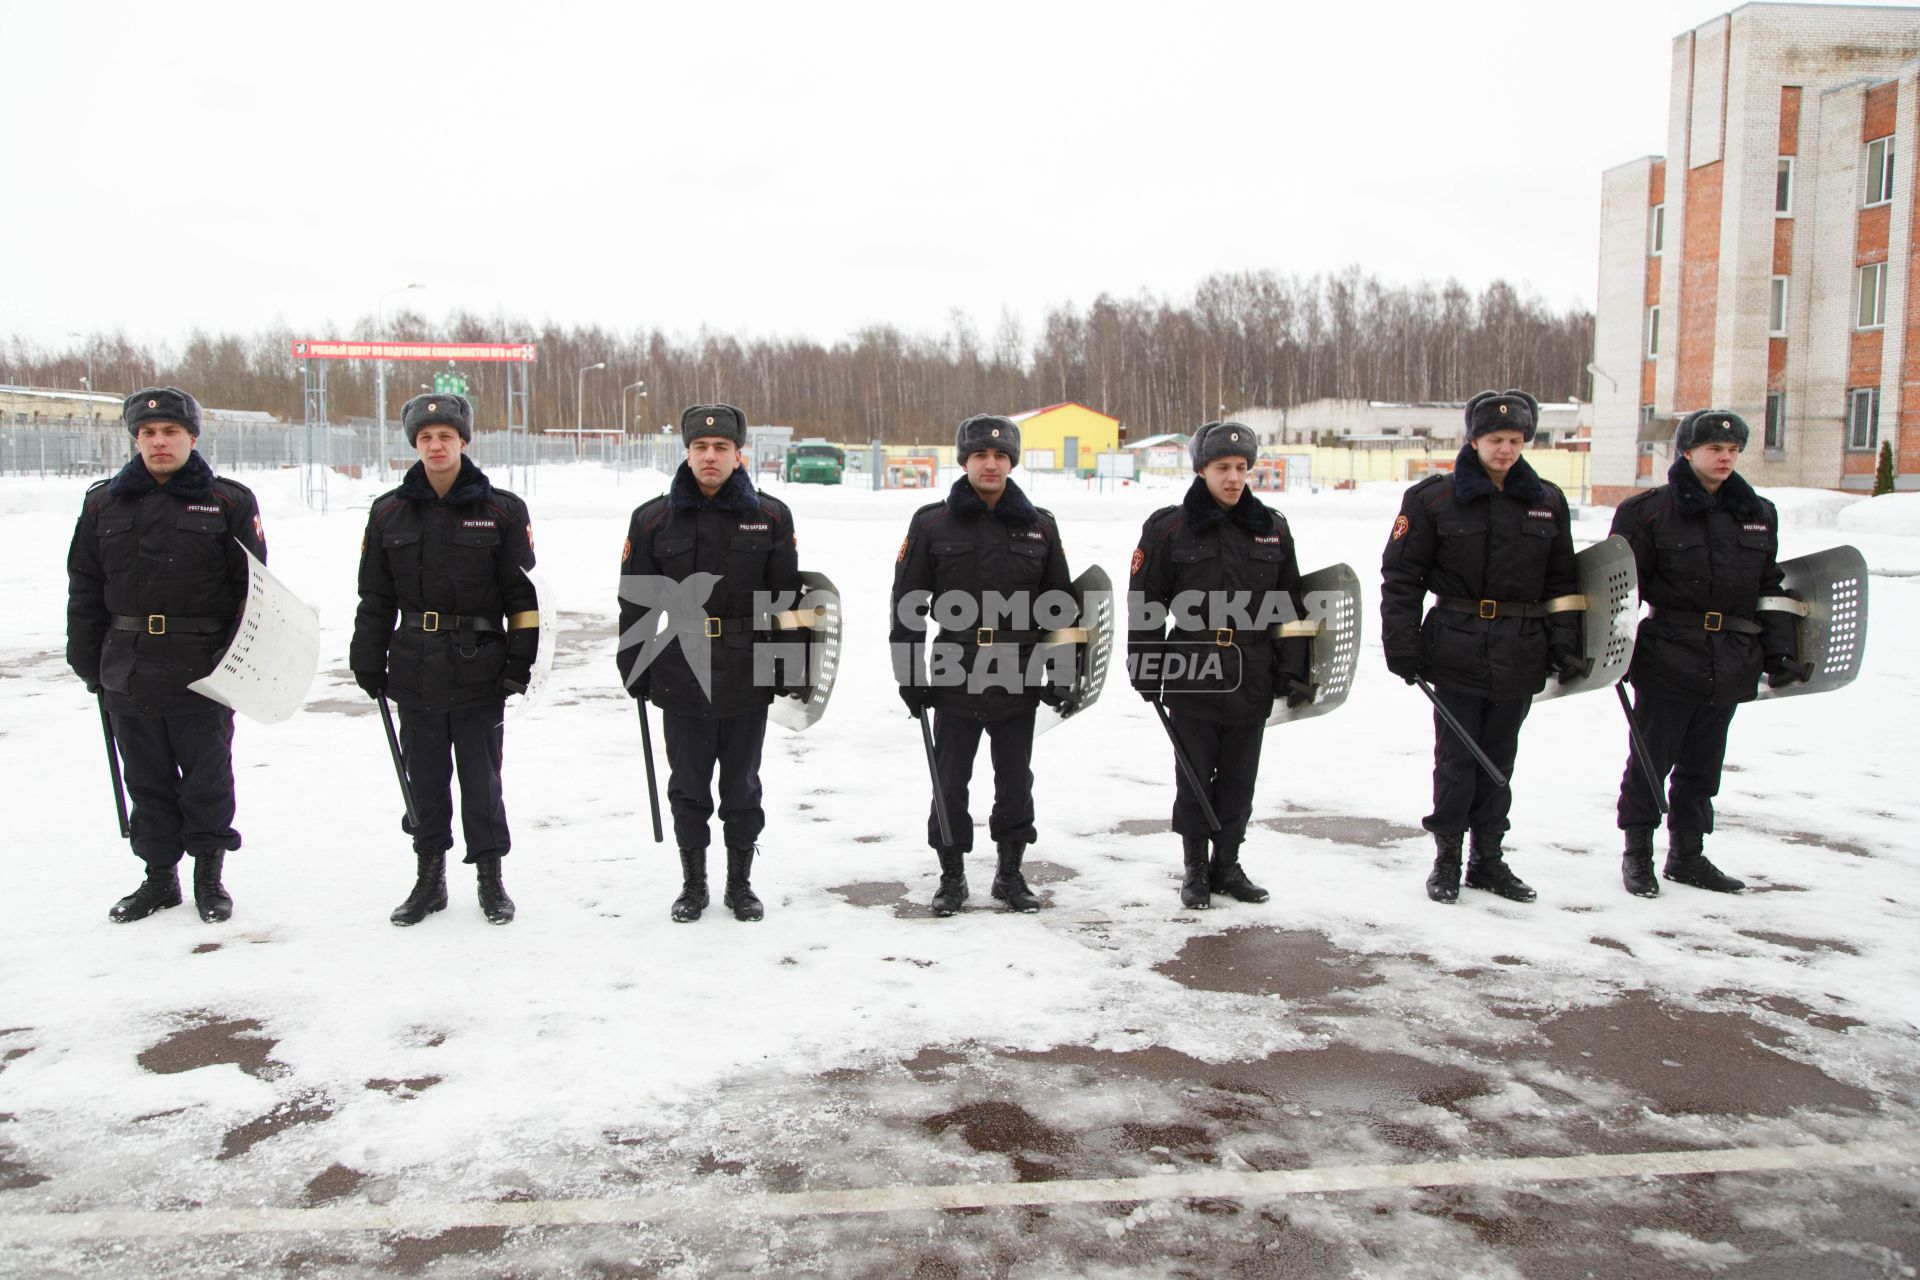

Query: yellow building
[1006,402,1120,474]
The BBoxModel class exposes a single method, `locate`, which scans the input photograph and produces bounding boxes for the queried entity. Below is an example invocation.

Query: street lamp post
[375,282,424,476]
[622,380,648,431]
[575,361,607,458]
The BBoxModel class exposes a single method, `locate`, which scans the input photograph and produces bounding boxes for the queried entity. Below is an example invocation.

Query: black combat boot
[191,852,233,923]
[1209,839,1270,904]
[990,842,1042,913]
[389,851,448,926]
[723,846,764,922]
[1180,835,1212,910]
[1622,826,1660,898]
[1663,829,1744,893]
[1465,829,1538,903]
[1426,832,1463,903]
[110,862,183,923]
[475,856,515,925]
[930,848,969,917]
[671,847,709,923]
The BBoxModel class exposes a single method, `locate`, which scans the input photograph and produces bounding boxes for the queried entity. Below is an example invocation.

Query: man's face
[1472,428,1527,476]
[135,420,195,480]
[688,436,739,492]
[964,448,1012,495]
[1201,456,1249,506]
[1686,440,1742,487]
[414,424,466,475]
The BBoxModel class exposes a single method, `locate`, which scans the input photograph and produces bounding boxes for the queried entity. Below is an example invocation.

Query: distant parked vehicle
[785,441,845,484]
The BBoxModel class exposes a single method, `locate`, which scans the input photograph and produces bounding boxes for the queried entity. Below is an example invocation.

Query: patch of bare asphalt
[304,697,372,717]
[218,1091,335,1161]
[1255,813,1427,848]
[1152,927,1384,1002]
[303,1162,368,1206]
[365,1076,442,1099]
[137,1014,282,1079]
[382,1225,512,1275]
[1733,929,1861,957]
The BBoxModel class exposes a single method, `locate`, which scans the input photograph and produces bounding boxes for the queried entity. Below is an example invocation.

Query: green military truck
[784,440,845,485]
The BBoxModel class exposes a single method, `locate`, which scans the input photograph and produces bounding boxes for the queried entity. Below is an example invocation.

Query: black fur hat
[1189,420,1258,472]
[123,387,202,438]
[681,404,747,447]
[402,392,473,444]
[1464,389,1539,442]
[955,413,1020,466]
[1674,408,1750,452]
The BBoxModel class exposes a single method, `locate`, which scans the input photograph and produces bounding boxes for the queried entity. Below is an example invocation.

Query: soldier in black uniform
[67,387,266,923]
[1611,409,1804,897]
[1128,422,1313,908]
[350,394,539,927]
[617,404,802,923]
[1380,390,1582,905]
[890,413,1078,917]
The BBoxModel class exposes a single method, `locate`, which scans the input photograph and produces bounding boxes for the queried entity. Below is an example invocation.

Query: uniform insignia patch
[526,521,535,549]
[460,518,497,529]
[1742,522,1769,532]
[1022,529,1045,540]
[253,514,264,543]
[147,399,157,408]
[428,402,437,411]
[1527,508,1554,519]
[1253,535,1280,544]
[1130,547,1145,577]
[1498,403,1510,415]
[706,415,715,426]
[186,503,221,513]
[1392,514,1410,541]
[896,537,909,564]
[737,522,770,532]
[621,537,632,563]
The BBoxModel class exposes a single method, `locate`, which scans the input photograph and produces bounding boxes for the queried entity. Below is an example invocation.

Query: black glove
[1766,656,1812,688]
[622,669,649,700]
[1385,652,1421,685]
[1283,679,1316,709]
[1550,650,1588,685]
[1133,681,1162,705]
[899,685,932,717]
[502,655,534,696]
[354,669,386,698]
[82,678,102,695]
[1038,685,1080,715]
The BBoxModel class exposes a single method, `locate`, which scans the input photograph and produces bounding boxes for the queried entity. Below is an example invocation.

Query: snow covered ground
[1,462,1916,1277]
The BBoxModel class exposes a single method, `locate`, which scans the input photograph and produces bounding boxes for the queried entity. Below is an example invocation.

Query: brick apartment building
[1591,2,1920,505]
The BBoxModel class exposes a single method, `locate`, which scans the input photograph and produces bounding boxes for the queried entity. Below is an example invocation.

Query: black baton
[1152,700,1221,833]
[96,692,130,839]
[918,708,954,848]
[637,701,665,844]
[376,694,420,829]
[1415,678,1509,790]
[1614,682,1669,816]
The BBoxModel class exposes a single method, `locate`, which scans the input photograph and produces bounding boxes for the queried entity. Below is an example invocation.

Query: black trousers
[112,707,239,868]
[1615,686,1738,834]
[663,708,768,851]
[1167,711,1265,845]
[399,701,510,862]
[927,706,1037,853]
[1425,685,1532,836]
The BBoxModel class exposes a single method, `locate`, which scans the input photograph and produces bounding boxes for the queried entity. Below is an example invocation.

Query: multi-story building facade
[1592,3,1920,504]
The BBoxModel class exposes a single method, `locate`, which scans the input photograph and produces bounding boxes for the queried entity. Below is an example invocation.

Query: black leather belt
[1171,626,1253,648]
[937,628,1044,647]
[1648,606,1762,635]
[402,612,502,634]
[111,614,229,636]
[702,614,755,637]
[1438,597,1551,620]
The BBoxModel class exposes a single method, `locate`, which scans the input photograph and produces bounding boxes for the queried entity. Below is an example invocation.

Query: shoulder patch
[1391,514,1410,541]
[1130,547,1145,577]
[622,536,632,564]
[896,536,910,565]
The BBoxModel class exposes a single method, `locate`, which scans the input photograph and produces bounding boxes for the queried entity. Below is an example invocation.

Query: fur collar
[669,461,761,513]
[945,474,1039,524]
[1451,443,1547,504]
[1668,456,1763,518]
[398,455,492,505]
[108,450,215,500]
[1181,475,1276,534]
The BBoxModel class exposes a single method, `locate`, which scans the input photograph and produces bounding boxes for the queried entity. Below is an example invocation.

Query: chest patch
[1020,529,1046,541]
[1252,535,1281,545]
[186,503,221,514]
[1526,508,1554,520]
[1741,522,1770,533]
[461,518,496,529]
[737,522,770,533]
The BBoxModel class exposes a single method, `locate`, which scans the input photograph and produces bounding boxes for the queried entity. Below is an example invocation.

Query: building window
[1848,388,1879,451]
[1646,306,1661,358]
[1858,261,1887,329]
[1769,276,1788,335]
[1649,204,1664,255]
[1864,136,1895,207]
[1776,157,1794,215]
[1765,392,1786,450]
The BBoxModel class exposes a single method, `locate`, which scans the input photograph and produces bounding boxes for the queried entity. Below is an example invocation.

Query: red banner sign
[291,340,538,363]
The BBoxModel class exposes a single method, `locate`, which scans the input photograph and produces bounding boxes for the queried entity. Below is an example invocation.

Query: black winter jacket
[350,458,538,712]
[67,452,266,716]
[890,476,1076,722]
[616,464,801,720]
[1380,445,1580,700]
[1612,458,1793,705]
[1128,478,1311,723]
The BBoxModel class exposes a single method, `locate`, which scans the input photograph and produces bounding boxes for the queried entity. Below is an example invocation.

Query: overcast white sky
[4,0,1915,355]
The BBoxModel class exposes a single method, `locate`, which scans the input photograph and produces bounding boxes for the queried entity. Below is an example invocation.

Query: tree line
[5,269,1594,443]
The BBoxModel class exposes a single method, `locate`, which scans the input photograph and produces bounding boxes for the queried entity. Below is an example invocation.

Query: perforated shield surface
[1756,545,1868,701]
[768,570,842,732]
[1536,535,1639,703]
[1267,562,1361,727]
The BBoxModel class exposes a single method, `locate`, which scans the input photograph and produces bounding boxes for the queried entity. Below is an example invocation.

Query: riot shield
[1266,562,1361,727]
[508,565,558,719]
[767,570,843,732]
[1535,534,1639,702]
[188,543,320,724]
[1035,565,1115,736]
[1755,544,1868,701]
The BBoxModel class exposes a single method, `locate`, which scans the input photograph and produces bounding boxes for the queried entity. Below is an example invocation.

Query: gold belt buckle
[1214,628,1235,647]
[146,614,166,636]
[705,616,723,638]
[976,628,994,646]
[1478,600,1498,620]
[421,611,440,632]
[1703,611,1723,632]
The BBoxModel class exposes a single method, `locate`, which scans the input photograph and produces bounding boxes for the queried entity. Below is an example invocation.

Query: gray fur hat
[402,392,473,444]
[123,387,202,438]
[1464,389,1540,442]
[1674,408,1750,452]
[955,413,1020,466]
[1189,420,1258,472]
[681,403,747,447]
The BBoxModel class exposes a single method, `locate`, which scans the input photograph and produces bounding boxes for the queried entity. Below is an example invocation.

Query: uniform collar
[398,455,491,504]
[1451,443,1546,504]
[108,450,215,500]
[1181,475,1275,534]
[1668,456,1762,518]
[669,461,760,513]
[945,474,1038,523]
